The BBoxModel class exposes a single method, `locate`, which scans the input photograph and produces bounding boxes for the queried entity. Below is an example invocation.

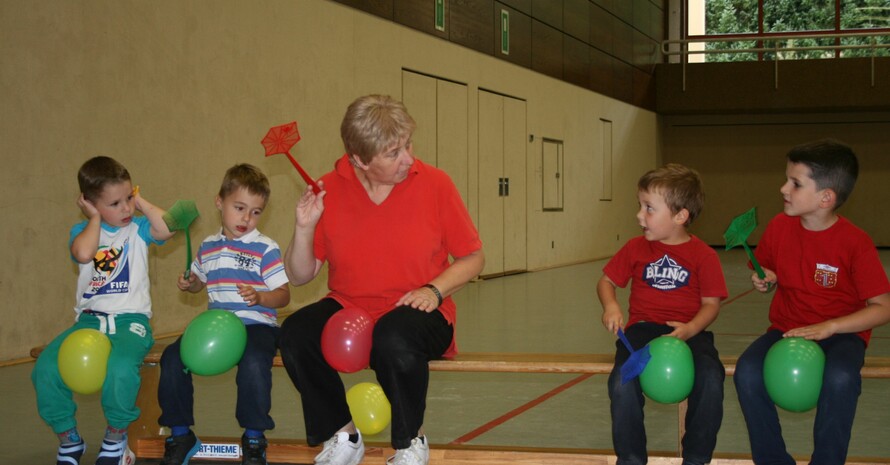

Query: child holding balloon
[157,164,290,465]
[32,156,174,465]
[597,163,728,465]
[734,139,890,465]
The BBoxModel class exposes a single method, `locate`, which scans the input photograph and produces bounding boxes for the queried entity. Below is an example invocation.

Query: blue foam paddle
[617,328,651,385]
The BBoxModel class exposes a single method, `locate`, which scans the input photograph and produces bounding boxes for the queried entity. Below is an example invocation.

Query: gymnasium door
[401,70,469,204]
[478,90,527,277]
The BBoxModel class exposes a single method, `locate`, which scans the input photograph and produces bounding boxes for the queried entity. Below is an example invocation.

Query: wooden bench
[30,345,890,464]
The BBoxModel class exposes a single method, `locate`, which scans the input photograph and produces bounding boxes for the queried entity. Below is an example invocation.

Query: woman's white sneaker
[386,436,429,465]
[314,431,365,465]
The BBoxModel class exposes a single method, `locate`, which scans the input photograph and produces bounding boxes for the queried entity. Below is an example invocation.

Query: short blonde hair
[218,164,270,202]
[638,163,705,226]
[340,95,416,164]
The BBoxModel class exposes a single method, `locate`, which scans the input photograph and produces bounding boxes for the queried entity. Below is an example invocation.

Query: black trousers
[279,298,453,449]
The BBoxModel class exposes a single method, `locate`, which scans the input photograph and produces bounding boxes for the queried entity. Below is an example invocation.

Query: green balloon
[763,337,825,412]
[639,336,695,404]
[180,310,247,376]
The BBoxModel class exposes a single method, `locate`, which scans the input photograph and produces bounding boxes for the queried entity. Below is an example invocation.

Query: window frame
[682,0,890,60]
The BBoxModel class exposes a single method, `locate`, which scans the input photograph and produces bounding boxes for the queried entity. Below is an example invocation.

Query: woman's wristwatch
[423,284,443,307]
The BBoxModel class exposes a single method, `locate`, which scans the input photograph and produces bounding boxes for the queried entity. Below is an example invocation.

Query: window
[686,0,890,61]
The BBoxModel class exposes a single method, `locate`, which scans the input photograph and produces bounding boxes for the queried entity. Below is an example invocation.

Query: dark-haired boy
[33,155,174,465]
[735,139,890,464]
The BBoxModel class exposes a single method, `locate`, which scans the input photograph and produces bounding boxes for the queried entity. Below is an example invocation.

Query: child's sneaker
[241,434,268,465]
[95,437,135,465]
[57,440,86,465]
[160,430,201,465]
[313,430,364,465]
[386,436,429,465]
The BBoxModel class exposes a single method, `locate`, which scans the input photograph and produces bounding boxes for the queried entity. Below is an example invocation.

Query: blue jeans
[734,330,865,465]
[278,298,453,449]
[608,322,724,465]
[157,323,279,431]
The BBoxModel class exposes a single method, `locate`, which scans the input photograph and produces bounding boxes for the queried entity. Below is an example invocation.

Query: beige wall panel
[402,71,469,204]
[1,0,656,360]
[662,114,890,247]
[401,70,438,166]
[436,80,470,205]
[524,89,657,269]
[477,91,506,277]
[503,97,528,273]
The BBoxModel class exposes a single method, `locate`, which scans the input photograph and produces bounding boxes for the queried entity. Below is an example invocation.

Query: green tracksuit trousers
[32,312,153,433]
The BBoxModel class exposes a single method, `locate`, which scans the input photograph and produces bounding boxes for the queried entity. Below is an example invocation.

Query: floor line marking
[449,373,594,445]
[723,288,756,306]
[448,286,757,445]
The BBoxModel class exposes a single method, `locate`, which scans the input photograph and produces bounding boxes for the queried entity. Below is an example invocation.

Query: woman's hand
[397,287,441,313]
[295,181,326,229]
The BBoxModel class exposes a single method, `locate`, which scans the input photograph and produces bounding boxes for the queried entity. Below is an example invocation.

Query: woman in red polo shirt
[279,94,484,465]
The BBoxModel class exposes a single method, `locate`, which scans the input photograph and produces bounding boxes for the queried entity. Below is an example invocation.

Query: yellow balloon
[346,382,392,435]
[58,329,111,394]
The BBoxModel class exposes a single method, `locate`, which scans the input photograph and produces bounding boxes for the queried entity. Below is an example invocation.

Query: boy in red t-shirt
[598,163,728,465]
[735,139,890,465]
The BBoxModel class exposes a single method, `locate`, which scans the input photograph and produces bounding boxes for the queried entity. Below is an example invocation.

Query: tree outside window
[690,0,890,61]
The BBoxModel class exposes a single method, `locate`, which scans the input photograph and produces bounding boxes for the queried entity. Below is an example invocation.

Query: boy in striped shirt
[158,164,290,465]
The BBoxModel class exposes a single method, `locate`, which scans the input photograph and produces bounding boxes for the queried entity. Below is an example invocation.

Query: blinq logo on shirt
[644,254,690,291]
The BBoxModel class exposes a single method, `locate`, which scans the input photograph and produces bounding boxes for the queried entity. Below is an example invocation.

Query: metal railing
[661,31,890,90]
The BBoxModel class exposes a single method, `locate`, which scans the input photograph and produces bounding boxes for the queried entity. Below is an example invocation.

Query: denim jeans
[279,298,452,449]
[157,323,279,431]
[734,330,865,465]
[608,322,724,465]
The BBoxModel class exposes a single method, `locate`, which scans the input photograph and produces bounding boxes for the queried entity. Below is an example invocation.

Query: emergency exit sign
[435,0,445,31]
[500,9,509,55]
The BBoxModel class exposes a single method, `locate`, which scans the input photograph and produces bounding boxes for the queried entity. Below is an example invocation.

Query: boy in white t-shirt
[32,155,174,465]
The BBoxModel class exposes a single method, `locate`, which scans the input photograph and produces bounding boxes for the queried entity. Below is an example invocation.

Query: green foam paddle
[163,200,199,279]
[724,207,765,279]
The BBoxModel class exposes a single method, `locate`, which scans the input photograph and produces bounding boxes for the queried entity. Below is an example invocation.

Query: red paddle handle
[285,152,321,194]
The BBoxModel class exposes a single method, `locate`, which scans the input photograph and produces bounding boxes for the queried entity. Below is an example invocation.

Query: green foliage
[841,0,890,56]
[842,0,890,29]
[700,0,890,61]
[704,0,759,61]
[764,0,834,33]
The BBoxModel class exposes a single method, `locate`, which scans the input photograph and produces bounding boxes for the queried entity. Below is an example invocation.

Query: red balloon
[321,307,374,373]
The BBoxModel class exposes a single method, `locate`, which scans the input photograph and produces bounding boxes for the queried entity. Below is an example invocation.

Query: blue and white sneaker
[57,440,86,465]
[160,431,201,465]
[95,437,135,465]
